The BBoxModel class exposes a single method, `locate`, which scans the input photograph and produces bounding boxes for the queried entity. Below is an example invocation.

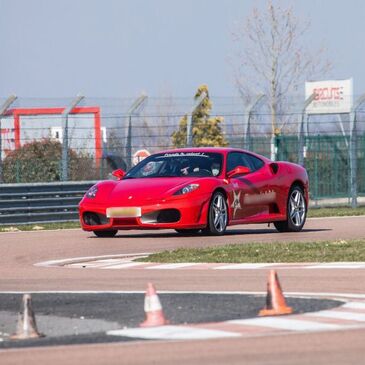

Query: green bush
[2,139,97,183]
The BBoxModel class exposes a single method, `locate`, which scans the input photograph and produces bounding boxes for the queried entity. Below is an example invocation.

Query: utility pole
[243,94,265,151]
[61,95,84,181]
[186,92,207,147]
[125,94,148,169]
[298,93,315,166]
[349,93,365,208]
[0,95,17,183]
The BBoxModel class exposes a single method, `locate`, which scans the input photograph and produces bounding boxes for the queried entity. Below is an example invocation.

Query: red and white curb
[107,299,365,341]
[35,253,365,270]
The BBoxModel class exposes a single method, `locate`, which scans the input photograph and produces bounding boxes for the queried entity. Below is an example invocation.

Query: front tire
[203,191,228,235]
[274,186,307,232]
[93,230,118,237]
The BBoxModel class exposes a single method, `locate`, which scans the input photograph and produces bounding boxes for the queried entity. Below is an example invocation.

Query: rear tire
[203,191,228,235]
[93,230,118,237]
[274,185,307,232]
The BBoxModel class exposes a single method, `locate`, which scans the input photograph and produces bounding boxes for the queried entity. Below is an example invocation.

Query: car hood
[107,177,201,204]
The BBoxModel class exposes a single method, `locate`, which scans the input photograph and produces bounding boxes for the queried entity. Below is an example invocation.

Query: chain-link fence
[1,95,365,203]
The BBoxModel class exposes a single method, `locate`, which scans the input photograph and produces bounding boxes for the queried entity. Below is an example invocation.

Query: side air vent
[270,163,279,174]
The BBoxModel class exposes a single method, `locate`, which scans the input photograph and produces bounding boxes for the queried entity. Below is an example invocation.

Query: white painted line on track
[35,255,365,271]
[308,215,365,220]
[35,253,151,267]
[99,262,147,269]
[228,317,343,331]
[305,263,365,269]
[68,262,122,268]
[305,310,365,321]
[145,263,200,270]
[107,325,241,340]
[214,263,273,270]
[89,259,126,263]
[70,261,365,270]
[343,302,365,310]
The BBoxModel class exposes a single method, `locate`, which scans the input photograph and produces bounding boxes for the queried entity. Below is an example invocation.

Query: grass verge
[0,221,80,232]
[308,206,365,218]
[137,239,365,263]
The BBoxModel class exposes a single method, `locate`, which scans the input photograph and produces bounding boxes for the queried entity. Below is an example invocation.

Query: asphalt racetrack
[1,216,365,364]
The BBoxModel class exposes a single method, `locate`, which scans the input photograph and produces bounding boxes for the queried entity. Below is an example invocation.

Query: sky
[0,0,365,98]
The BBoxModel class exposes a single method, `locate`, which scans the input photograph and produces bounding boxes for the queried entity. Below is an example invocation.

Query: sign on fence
[305,78,353,114]
[133,149,150,166]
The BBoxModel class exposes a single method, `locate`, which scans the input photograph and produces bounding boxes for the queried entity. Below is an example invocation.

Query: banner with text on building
[305,78,353,114]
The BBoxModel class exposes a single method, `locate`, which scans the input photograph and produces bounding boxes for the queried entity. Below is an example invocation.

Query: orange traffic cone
[259,270,293,316]
[140,283,169,327]
[11,294,44,340]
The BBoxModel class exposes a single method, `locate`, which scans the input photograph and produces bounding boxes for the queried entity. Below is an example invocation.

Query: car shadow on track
[225,228,331,236]
[89,228,332,239]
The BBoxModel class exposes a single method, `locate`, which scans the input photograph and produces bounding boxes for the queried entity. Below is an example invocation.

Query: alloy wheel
[289,189,306,227]
[212,193,228,233]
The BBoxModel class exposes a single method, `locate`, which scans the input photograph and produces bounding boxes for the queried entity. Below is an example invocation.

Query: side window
[245,154,264,171]
[227,152,264,173]
[227,152,242,172]
[227,152,250,172]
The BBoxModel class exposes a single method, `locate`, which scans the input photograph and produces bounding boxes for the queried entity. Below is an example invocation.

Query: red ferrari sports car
[79,148,308,237]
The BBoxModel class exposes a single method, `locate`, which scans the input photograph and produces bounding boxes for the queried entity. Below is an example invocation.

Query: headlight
[86,185,98,198]
[174,183,199,195]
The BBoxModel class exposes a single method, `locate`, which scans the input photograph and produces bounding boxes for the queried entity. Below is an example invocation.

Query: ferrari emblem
[231,190,241,218]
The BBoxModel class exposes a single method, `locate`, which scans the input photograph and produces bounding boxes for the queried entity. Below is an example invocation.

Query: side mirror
[112,168,126,180]
[227,166,251,178]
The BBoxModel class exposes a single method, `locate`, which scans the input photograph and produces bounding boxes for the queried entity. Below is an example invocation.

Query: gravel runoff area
[0,293,342,348]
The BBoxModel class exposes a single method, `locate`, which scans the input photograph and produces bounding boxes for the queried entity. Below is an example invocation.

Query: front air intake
[141,209,181,224]
[157,209,181,223]
[83,212,109,226]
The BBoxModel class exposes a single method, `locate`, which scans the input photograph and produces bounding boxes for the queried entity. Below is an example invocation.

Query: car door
[226,151,270,221]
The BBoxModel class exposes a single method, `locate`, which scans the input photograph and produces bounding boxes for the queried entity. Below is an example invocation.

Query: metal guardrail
[0,181,96,225]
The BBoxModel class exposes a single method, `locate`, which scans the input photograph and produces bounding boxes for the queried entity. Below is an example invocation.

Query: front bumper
[79,194,211,231]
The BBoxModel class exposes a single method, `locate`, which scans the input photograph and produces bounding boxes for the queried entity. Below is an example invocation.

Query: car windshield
[124,152,223,179]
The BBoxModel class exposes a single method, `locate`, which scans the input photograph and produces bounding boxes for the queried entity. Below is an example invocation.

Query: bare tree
[232,0,331,137]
